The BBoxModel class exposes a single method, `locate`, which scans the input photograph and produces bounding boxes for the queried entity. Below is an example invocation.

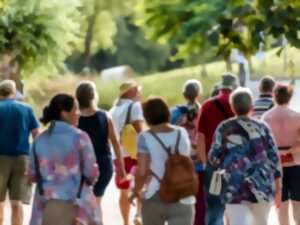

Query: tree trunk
[283,47,288,72]
[238,63,246,87]
[226,59,232,72]
[83,14,97,70]
[0,51,22,91]
[247,56,253,74]
[201,64,208,77]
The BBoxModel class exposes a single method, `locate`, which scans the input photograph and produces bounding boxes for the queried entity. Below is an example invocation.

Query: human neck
[260,92,272,96]
[150,123,173,132]
[80,107,97,116]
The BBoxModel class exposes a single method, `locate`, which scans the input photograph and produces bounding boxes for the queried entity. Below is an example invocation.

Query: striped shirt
[253,94,274,119]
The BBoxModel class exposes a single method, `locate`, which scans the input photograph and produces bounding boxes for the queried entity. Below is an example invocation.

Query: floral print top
[28,121,101,225]
[208,117,281,204]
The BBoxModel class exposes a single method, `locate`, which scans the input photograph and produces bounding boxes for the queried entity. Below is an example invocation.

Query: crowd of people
[0,72,299,225]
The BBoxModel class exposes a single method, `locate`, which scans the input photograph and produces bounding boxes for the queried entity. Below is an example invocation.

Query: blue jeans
[204,164,225,225]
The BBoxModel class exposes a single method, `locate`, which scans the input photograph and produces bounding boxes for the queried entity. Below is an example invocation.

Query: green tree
[0,0,80,86]
[139,0,300,62]
[79,0,138,69]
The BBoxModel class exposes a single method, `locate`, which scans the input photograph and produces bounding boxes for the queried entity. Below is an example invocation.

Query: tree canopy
[139,0,300,60]
[0,0,80,76]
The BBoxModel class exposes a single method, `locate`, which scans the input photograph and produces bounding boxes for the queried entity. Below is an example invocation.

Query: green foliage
[26,47,300,116]
[66,16,172,74]
[139,0,300,60]
[0,0,81,75]
[101,17,171,74]
[78,0,138,54]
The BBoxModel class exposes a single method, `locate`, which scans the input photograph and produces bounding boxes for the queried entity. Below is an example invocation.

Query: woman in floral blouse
[208,88,282,225]
[28,94,101,225]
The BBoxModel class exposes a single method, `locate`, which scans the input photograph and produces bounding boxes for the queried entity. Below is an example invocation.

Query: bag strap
[148,131,172,156]
[174,130,181,154]
[214,99,230,119]
[77,147,86,198]
[32,143,44,196]
[125,103,134,125]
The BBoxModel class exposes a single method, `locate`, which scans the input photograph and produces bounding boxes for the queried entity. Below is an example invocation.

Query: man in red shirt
[196,73,238,225]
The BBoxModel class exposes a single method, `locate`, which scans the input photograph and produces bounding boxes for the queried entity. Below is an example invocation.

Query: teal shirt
[0,99,39,156]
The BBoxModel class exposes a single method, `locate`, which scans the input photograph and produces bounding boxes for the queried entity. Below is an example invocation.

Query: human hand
[274,190,282,209]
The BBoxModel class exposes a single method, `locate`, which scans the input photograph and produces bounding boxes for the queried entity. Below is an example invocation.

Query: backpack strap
[174,130,181,154]
[125,103,134,125]
[148,131,172,156]
[151,171,161,182]
[214,99,230,119]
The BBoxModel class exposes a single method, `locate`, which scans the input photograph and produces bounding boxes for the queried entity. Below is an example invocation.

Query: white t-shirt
[138,127,193,201]
[109,98,144,156]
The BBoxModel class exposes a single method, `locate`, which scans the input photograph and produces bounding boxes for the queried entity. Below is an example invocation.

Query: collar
[259,94,272,98]
[275,104,289,109]
[52,121,74,131]
[219,90,232,96]
[0,97,15,101]
[116,98,135,106]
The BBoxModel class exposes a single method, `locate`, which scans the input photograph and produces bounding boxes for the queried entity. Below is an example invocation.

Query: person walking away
[209,88,282,225]
[170,79,205,225]
[76,81,126,220]
[28,94,102,225]
[0,80,39,225]
[252,76,275,119]
[263,84,300,225]
[109,80,144,225]
[196,73,238,225]
[130,97,197,225]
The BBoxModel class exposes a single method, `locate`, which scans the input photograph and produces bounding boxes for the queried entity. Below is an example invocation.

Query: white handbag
[209,169,225,196]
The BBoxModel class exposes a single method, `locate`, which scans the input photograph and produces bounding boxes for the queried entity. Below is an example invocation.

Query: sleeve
[264,125,282,179]
[179,128,191,155]
[208,124,225,166]
[137,133,150,154]
[79,132,100,185]
[130,102,144,122]
[28,107,40,131]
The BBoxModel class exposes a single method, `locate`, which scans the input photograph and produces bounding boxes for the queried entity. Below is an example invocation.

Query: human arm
[29,107,40,139]
[130,134,151,202]
[197,132,207,165]
[132,120,144,134]
[27,143,37,183]
[264,126,282,207]
[196,105,208,164]
[131,102,144,134]
[31,128,40,139]
[108,117,126,178]
[208,124,225,167]
[131,153,151,202]
[79,133,99,185]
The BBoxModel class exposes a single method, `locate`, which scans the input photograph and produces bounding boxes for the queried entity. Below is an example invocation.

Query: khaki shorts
[0,155,31,202]
[42,200,77,225]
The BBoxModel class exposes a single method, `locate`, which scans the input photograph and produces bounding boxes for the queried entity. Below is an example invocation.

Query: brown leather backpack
[149,129,199,203]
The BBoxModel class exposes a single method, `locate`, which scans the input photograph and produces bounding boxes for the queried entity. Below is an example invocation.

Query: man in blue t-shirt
[0,80,39,225]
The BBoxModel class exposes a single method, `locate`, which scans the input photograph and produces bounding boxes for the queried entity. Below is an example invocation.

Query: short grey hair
[230,87,253,115]
[0,80,16,97]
